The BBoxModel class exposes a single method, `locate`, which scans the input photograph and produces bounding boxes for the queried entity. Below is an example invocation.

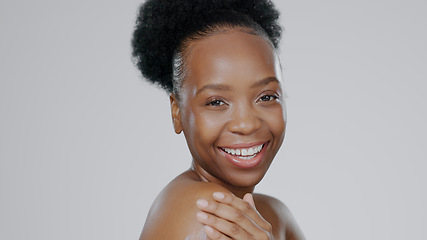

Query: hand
[196,192,274,240]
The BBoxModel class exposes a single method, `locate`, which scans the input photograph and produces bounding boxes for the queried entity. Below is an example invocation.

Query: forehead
[183,31,278,89]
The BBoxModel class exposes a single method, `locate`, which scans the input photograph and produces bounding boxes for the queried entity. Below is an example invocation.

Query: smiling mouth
[219,143,265,160]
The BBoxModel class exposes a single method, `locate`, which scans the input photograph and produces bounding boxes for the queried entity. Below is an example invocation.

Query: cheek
[263,106,286,139]
[194,111,227,145]
[182,106,227,148]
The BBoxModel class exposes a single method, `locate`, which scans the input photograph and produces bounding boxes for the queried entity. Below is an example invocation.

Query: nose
[227,103,262,135]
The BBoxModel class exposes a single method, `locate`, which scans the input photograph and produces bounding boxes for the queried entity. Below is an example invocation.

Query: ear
[170,93,183,134]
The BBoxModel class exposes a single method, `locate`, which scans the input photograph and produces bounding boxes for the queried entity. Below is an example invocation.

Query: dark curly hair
[131,0,282,95]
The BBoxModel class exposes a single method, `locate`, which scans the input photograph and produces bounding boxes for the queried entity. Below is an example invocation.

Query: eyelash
[259,94,279,102]
[206,99,226,106]
[205,94,279,107]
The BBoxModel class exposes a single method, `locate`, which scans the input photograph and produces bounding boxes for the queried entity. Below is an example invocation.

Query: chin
[223,166,271,188]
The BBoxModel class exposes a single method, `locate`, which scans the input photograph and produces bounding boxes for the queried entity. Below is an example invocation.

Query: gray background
[1,0,426,239]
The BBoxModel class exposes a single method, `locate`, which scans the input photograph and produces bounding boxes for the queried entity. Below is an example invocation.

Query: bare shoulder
[140,171,231,240]
[253,193,305,240]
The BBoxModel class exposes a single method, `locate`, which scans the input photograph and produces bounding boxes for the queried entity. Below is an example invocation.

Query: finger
[243,193,255,207]
[213,192,272,232]
[197,211,254,240]
[197,198,261,236]
[204,225,232,240]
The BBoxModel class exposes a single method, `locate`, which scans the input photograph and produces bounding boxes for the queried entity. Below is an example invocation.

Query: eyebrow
[196,77,279,96]
[196,83,232,96]
[250,77,279,89]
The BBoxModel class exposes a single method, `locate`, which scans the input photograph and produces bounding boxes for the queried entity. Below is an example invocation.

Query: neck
[190,161,255,199]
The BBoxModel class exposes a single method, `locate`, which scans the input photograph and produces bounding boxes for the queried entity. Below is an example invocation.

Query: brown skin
[140,30,304,239]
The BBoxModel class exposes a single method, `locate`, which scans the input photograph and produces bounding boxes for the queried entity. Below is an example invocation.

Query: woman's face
[171,30,286,188]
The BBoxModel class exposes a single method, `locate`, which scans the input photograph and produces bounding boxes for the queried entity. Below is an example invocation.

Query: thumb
[243,193,256,208]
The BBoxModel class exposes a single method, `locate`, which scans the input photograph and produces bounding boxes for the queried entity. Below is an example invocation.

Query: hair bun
[132,0,282,93]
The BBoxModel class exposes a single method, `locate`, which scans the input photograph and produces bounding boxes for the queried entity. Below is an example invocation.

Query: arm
[255,194,305,240]
[139,181,232,240]
[196,192,305,240]
[195,192,274,239]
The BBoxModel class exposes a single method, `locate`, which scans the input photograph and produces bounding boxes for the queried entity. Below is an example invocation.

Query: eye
[206,99,225,106]
[259,94,278,102]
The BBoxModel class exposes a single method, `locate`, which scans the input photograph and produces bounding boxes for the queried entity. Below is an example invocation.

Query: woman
[132,0,305,239]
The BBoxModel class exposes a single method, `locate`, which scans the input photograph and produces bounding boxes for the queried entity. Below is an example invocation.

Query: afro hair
[131,0,282,93]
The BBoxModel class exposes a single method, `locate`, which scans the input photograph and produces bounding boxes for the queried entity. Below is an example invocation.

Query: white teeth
[247,148,254,155]
[241,149,248,156]
[222,144,264,157]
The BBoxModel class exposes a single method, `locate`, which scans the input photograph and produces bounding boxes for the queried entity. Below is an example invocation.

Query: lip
[219,141,267,149]
[218,141,269,169]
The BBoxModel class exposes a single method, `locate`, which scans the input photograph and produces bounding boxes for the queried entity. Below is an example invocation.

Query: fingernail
[213,192,225,200]
[196,199,208,208]
[197,211,208,221]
